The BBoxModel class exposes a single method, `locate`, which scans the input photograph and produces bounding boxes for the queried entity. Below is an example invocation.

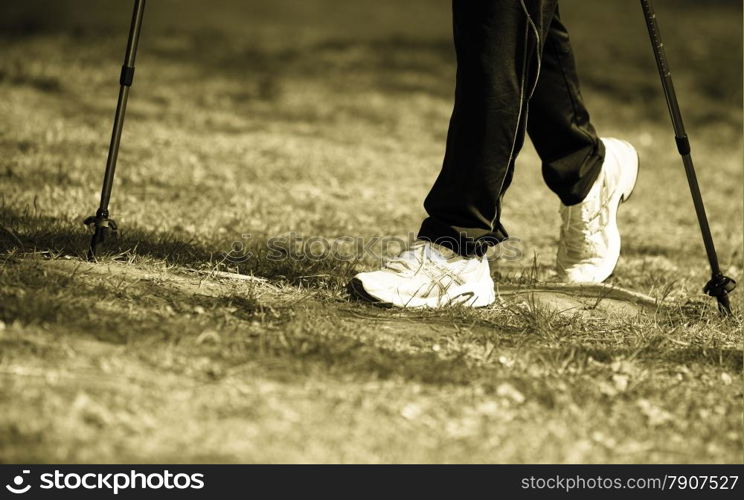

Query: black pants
[418,0,605,257]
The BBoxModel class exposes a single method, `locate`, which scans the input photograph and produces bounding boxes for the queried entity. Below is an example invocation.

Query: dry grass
[0,0,741,463]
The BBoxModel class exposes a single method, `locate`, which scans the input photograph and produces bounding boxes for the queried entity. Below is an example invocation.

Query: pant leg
[527,7,605,206]
[418,0,558,257]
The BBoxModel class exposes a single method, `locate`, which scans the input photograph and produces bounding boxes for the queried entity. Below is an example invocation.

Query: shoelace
[384,242,427,274]
[384,242,466,286]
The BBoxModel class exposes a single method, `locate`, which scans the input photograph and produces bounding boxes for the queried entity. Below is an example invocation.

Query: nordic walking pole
[84,0,146,260]
[640,0,736,315]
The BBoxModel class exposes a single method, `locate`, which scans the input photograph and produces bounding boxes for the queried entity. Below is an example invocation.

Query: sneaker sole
[603,141,639,282]
[347,278,391,307]
[619,141,640,203]
[603,148,639,282]
[347,277,495,309]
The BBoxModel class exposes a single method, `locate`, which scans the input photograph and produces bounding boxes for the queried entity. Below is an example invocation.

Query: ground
[0,0,742,463]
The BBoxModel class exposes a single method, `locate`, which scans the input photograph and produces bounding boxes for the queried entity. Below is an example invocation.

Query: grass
[0,0,742,463]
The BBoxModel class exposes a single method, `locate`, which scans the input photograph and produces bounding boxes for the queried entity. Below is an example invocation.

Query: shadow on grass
[2,248,742,388]
[0,204,357,289]
[0,256,486,385]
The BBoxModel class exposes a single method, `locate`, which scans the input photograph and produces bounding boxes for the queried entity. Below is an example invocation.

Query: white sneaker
[556,137,639,283]
[349,240,496,308]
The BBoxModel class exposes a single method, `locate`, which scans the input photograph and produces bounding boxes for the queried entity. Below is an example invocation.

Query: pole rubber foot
[84,214,118,261]
[704,273,736,316]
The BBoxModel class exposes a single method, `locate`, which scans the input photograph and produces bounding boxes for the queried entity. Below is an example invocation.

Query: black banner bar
[0,465,742,499]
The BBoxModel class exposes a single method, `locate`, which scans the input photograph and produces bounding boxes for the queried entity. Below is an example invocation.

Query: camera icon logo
[5,470,31,494]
